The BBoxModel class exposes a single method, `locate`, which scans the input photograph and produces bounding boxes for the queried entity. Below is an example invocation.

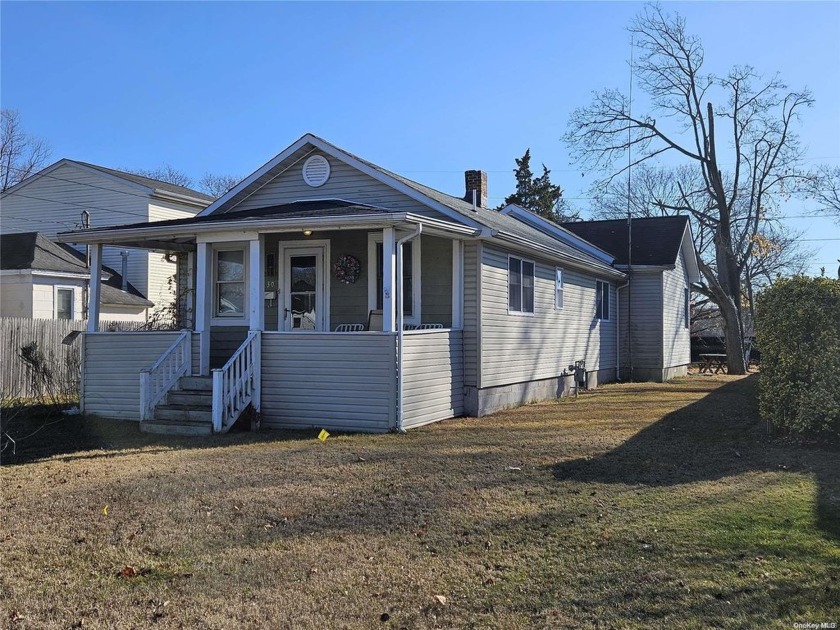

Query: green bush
[756,276,840,438]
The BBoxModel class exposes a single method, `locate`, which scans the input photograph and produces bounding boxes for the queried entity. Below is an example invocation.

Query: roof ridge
[70,160,214,201]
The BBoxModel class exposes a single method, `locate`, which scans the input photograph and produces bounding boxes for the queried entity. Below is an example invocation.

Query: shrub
[756,276,840,438]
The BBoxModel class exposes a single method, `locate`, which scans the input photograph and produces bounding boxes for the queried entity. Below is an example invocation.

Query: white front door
[280,244,327,331]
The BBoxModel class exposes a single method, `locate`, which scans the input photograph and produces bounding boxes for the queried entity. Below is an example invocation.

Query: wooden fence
[0,318,144,400]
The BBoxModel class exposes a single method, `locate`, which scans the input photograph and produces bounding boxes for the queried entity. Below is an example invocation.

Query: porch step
[178,376,213,392]
[166,390,212,407]
[140,418,213,437]
[154,404,212,424]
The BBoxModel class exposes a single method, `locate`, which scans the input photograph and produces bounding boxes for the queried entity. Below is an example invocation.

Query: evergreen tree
[500,149,576,221]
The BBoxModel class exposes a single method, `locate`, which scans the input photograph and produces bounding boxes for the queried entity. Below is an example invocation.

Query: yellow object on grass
[318,429,330,442]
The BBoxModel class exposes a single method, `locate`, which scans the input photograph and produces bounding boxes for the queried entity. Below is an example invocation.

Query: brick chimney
[464,170,488,209]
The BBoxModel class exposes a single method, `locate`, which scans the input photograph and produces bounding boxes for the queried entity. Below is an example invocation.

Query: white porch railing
[212,330,261,433]
[139,330,192,421]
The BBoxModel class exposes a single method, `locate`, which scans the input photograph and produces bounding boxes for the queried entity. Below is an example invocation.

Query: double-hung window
[555,268,564,310]
[56,288,73,320]
[595,280,610,321]
[215,249,246,317]
[508,256,535,314]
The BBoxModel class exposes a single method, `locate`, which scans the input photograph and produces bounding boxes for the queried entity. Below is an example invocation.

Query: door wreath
[333,254,362,284]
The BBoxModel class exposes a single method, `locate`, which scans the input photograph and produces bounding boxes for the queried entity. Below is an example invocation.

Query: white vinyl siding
[0,162,203,309]
[260,332,396,432]
[462,241,480,387]
[618,269,664,371]
[224,150,449,220]
[662,250,692,369]
[83,332,183,420]
[480,245,616,388]
[401,330,464,428]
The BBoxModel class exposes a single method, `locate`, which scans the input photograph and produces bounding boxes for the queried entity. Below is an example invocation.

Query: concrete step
[178,376,212,392]
[140,419,213,437]
[154,405,212,424]
[166,390,212,407]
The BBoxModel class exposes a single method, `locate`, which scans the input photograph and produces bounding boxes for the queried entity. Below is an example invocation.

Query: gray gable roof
[72,161,215,202]
[560,216,690,266]
[0,232,153,307]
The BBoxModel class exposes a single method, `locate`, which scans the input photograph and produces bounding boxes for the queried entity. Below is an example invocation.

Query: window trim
[595,280,610,321]
[367,233,421,326]
[554,267,564,310]
[684,287,690,329]
[507,254,536,316]
[212,245,248,323]
[54,286,75,320]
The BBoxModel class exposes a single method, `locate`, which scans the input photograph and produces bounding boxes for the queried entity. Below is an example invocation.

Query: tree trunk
[719,296,747,374]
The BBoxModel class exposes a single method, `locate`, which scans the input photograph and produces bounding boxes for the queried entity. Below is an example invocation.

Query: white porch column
[195,241,212,375]
[382,227,396,331]
[451,239,464,329]
[248,237,264,331]
[86,243,102,332]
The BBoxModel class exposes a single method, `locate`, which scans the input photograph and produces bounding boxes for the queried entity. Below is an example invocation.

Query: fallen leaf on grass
[434,595,447,605]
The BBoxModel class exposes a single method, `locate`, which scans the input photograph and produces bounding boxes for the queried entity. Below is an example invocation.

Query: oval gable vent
[302,155,330,187]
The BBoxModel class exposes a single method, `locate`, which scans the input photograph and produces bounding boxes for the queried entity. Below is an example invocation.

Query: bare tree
[564,4,814,374]
[591,163,812,329]
[198,172,240,198]
[0,110,51,192]
[125,164,194,188]
[806,165,840,225]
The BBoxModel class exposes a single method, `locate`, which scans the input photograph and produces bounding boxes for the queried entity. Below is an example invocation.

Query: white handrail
[139,330,192,422]
[211,331,261,433]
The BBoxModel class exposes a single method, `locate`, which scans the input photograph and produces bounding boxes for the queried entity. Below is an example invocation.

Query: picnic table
[699,353,728,374]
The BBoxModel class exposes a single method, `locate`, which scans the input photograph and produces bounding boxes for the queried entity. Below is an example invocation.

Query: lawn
[1,375,837,629]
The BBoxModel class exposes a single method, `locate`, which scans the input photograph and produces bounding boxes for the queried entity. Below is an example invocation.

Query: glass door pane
[289,255,317,330]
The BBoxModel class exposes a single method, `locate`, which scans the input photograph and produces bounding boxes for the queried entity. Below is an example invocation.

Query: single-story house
[0,232,153,322]
[559,216,701,381]
[0,159,212,309]
[58,134,699,435]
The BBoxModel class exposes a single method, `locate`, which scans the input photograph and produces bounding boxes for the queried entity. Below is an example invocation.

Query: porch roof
[56,199,479,251]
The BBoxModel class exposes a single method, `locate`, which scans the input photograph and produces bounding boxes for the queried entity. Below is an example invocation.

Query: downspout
[615,280,629,381]
[395,223,422,433]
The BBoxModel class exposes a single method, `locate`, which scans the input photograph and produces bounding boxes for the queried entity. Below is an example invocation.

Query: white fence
[0,318,143,400]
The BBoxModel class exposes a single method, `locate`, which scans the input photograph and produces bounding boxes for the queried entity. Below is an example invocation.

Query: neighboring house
[58,133,698,435]
[560,216,701,381]
[0,159,212,309]
[0,232,152,321]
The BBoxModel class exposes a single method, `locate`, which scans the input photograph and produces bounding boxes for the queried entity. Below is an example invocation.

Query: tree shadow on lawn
[0,408,317,467]
[553,375,840,541]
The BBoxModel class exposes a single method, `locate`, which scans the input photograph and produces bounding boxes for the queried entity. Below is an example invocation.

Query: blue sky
[2,1,838,273]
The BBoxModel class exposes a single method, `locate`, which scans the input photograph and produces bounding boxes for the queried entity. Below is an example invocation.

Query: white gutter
[395,223,422,433]
[615,280,630,381]
[57,212,478,246]
[489,230,627,280]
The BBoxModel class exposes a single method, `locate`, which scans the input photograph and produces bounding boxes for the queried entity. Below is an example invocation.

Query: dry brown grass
[1,375,838,629]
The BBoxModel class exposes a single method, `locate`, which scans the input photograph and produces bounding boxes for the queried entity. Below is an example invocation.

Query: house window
[56,288,73,320]
[596,280,610,321]
[508,256,535,314]
[555,268,564,310]
[684,288,690,328]
[215,248,245,317]
[368,234,420,323]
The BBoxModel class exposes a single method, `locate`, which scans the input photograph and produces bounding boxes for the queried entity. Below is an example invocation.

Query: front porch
[76,214,470,434]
